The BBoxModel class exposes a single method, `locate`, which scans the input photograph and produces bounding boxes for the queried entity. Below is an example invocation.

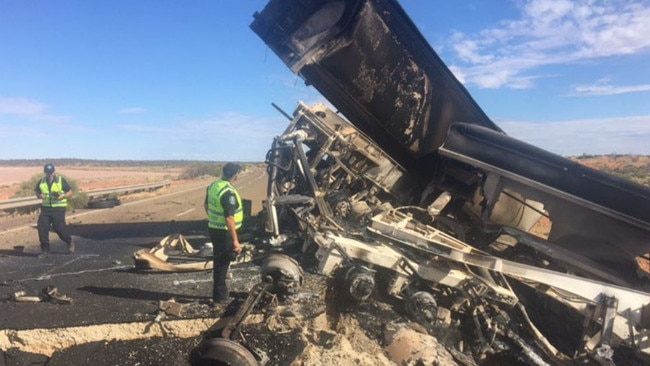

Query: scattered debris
[133,234,212,272]
[44,286,73,304]
[133,233,256,272]
[159,298,186,317]
[11,287,72,304]
[12,290,41,303]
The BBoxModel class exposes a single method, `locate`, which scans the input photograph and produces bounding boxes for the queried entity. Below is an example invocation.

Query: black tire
[192,338,258,366]
[405,291,438,327]
[87,198,119,209]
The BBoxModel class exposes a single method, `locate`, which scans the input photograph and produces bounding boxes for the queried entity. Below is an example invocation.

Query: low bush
[180,162,224,179]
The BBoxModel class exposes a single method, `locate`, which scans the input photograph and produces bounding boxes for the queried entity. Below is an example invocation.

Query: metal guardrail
[0,180,172,211]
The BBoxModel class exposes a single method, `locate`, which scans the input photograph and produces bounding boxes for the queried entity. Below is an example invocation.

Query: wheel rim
[194,338,258,366]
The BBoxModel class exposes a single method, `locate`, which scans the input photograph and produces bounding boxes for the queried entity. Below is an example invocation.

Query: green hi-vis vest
[39,176,67,208]
[207,180,243,230]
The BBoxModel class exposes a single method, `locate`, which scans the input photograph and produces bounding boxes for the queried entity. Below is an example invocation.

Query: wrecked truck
[197,1,650,365]
[247,0,650,364]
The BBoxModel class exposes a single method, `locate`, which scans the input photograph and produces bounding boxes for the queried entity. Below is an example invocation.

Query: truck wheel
[260,253,304,294]
[192,338,258,366]
[87,198,119,209]
[405,291,438,327]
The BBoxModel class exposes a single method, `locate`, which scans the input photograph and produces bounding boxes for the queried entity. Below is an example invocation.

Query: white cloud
[118,107,147,114]
[573,83,650,96]
[118,112,281,138]
[117,124,171,133]
[446,0,650,89]
[499,115,650,155]
[115,111,286,160]
[0,97,69,122]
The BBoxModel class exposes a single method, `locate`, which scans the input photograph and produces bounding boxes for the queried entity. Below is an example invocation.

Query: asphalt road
[0,166,269,365]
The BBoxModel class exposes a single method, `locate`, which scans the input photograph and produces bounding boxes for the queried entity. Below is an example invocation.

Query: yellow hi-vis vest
[207,180,243,230]
[39,176,67,208]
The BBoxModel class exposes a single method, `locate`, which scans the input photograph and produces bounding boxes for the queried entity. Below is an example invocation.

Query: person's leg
[37,211,51,254]
[212,253,231,302]
[51,209,73,253]
[209,229,233,302]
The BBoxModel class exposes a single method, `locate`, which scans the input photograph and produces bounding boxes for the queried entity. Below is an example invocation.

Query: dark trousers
[38,207,72,252]
[209,228,234,301]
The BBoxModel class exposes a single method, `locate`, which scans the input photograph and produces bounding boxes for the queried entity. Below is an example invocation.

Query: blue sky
[1,0,649,161]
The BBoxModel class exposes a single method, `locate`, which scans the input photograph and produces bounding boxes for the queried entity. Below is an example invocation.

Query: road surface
[1,165,415,366]
[0,166,269,365]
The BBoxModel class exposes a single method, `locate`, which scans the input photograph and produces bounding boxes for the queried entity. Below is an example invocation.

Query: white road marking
[175,208,196,217]
[18,264,133,282]
[41,254,100,276]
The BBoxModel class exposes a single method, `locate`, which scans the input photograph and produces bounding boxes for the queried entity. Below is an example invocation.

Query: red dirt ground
[0,166,182,200]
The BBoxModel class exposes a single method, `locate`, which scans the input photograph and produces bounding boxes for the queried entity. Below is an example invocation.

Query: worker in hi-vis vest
[34,163,75,258]
[204,162,243,304]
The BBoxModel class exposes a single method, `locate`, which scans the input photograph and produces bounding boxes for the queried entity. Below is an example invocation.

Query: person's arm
[204,187,210,214]
[35,182,44,199]
[59,178,73,200]
[221,191,242,253]
[225,216,242,253]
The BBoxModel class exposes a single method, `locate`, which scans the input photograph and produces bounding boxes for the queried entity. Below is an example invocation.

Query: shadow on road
[68,220,207,240]
[0,249,39,258]
[78,286,206,301]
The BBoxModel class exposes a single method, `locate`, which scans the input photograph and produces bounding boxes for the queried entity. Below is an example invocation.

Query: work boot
[214,297,230,304]
[67,239,75,254]
[207,297,230,310]
[38,244,50,259]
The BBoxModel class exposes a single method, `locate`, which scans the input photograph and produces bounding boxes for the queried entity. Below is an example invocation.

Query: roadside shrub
[13,174,87,210]
[180,162,223,179]
[71,192,89,209]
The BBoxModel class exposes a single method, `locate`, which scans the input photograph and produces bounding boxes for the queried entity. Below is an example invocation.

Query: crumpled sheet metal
[133,233,213,272]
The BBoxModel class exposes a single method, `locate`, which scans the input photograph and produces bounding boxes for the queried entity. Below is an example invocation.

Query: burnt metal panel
[251,0,500,169]
[441,122,650,228]
[441,122,650,279]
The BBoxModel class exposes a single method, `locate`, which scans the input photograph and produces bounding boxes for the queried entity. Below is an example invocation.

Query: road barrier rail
[0,180,172,211]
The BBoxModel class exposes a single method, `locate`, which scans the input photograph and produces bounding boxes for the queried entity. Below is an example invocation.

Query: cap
[222,162,242,180]
[44,163,55,174]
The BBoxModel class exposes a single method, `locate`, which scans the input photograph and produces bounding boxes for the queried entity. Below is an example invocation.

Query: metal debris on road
[158,298,186,317]
[11,286,72,304]
[133,233,213,272]
[133,233,256,272]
